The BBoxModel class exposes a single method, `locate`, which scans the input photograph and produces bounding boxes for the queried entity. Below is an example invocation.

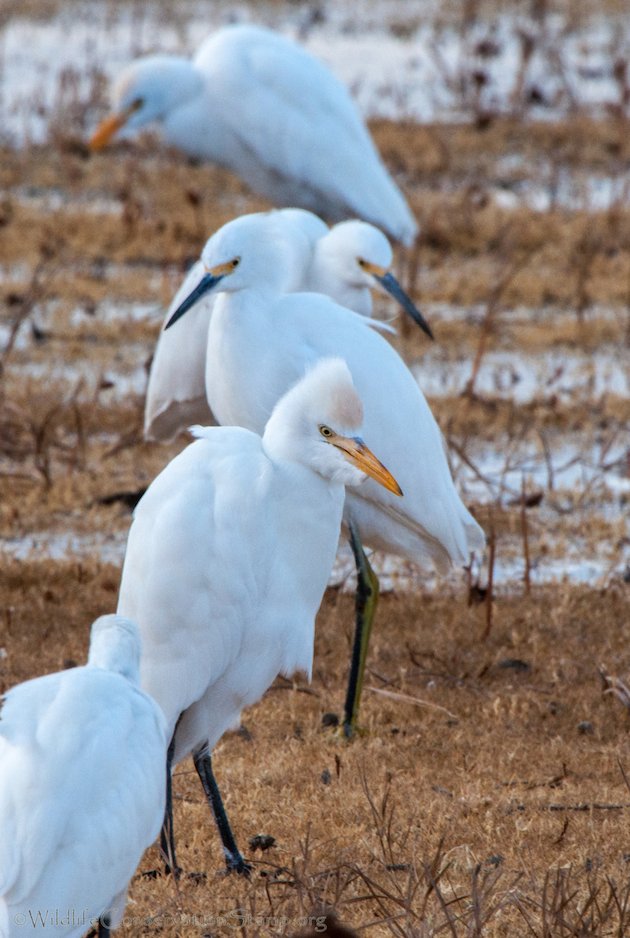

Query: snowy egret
[89,24,418,245]
[165,213,485,739]
[144,208,328,441]
[117,358,401,874]
[145,212,431,441]
[305,219,431,328]
[0,615,167,938]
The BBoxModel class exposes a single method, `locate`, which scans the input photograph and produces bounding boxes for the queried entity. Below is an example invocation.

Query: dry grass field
[1,1,630,935]
[3,560,630,936]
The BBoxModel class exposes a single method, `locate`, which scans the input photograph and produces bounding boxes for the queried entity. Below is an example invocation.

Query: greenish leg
[343,523,380,738]
[160,732,180,878]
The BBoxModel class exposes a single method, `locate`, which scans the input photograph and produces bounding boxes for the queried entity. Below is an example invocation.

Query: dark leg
[343,523,380,738]
[159,733,181,878]
[97,915,110,938]
[193,746,251,876]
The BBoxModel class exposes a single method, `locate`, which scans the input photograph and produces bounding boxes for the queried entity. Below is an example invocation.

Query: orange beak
[89,111,129,151]
[89,98,143,151]
[333,435,403,496]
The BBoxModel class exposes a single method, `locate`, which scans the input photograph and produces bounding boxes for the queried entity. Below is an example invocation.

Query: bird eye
[357,258,366,268]
[319,425,333,438]
[231,258,240,268]
[131,98,144,112]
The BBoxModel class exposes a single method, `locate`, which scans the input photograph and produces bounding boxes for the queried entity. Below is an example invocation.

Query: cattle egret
[164,212,485,743]
[89,24,418,244]
[0,615,167,938]
[145,212,430,442]
[117,358,401,874]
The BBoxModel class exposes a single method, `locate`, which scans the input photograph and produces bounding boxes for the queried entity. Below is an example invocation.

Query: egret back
[191,25,417,243]
[205,290,483,570]
[0,666,166,932]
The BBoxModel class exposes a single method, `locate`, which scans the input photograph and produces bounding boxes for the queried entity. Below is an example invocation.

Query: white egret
[144,208,328,441]
[305,219,425,321]
[89,24,418,245]
[145,212,431,442]
[165,212,485,740]
[0,615,167,938]
[117,358,401,874]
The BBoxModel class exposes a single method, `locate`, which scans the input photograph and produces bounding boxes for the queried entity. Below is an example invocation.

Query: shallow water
[5,294,628,406]
[3,288,628,593]
[330,540,630,594]
[4,517,628,593]
[3,421,627,591]
[414,346,630,404]
[17,356,148,400]
[2,529,128,565]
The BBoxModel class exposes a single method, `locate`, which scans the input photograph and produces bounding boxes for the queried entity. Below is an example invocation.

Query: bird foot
[337,721,368,741]
[223,852,253,877]
[320,710,367,740]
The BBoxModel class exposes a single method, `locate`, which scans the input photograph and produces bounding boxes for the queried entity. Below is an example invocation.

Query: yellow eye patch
[204,259,240,277]
[358,259,387,277]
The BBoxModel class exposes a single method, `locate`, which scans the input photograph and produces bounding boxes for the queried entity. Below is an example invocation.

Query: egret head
[89,56,203,150]
[316,220,434,340]
[87,614,142,683]
[264,357,402,495]
[165,213,300,328]
[321,220,393,288]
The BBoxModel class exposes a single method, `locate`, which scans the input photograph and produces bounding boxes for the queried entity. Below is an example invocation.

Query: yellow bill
[89,101,141,151]
[334,435,403,496]
[89,113,127,151]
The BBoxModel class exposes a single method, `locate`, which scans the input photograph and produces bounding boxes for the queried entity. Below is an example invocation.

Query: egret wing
[0,670,165,921]
[117,427,276,731]
[194,26,416,240]
[144,260,215,442]
[258,293,483,567]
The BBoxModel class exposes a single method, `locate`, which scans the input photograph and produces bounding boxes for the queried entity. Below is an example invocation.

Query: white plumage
[119,358,399,762]
[144,209,328,441]
[305,218,402,316]
[89,24,418,245]
[0,615,167,938]
[163,212,484,739]
[144,211,429,442]
[166,213,484,575]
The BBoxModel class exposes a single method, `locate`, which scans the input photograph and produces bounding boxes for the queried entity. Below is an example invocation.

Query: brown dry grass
[2,562,630,936]
[3,117,630,326]
[4,0,628,26]
[1,57,630,936]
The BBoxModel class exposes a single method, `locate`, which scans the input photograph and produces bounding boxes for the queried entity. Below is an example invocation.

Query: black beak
[374,271,434,341]
[165,272,224,329]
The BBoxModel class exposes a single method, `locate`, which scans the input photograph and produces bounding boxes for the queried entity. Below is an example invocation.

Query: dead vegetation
[2,562,630,936]
[1,0,630,933]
